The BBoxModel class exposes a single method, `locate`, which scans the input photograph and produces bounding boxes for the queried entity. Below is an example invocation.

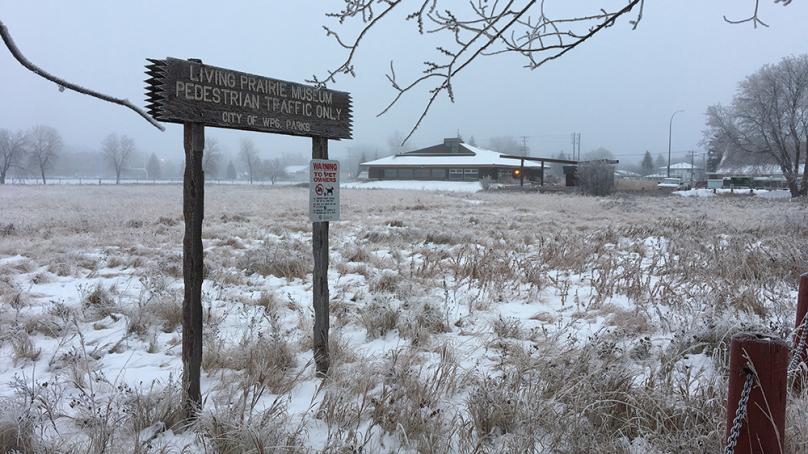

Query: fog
[2,1,807,173]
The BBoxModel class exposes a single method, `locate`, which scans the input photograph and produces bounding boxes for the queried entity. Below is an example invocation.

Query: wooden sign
[145,58,352,140]
[309,159,340,222]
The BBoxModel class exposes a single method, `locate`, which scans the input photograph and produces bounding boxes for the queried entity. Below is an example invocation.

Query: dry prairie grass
[0,184,806,452]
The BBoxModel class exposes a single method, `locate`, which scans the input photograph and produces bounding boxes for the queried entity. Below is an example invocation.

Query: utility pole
[688,150,696,183]
[667,110,684,178]
[570,132,581,160]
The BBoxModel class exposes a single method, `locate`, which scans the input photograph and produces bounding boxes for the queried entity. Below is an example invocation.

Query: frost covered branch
[0,19,165,131]
[314,0,645,143]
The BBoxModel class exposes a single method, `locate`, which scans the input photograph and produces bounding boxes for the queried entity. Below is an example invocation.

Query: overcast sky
[2,1,807,166]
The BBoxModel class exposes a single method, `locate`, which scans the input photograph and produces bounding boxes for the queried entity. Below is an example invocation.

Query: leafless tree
[28,125,62,184]
[203,137,222,179]
[317,0,792,143]
[146,152,162,180]
[0,128,28,184]
[582,146,615,161]
[705,54,808,197]
[102,133,135,184]
[239,138,260,184]
[268,158,287,184]
[488,136,520,154]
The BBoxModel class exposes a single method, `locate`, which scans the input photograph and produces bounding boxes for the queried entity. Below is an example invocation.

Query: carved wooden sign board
[145,57,352,139]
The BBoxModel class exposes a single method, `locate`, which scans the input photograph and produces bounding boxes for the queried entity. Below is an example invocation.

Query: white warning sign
[309,159,340,222]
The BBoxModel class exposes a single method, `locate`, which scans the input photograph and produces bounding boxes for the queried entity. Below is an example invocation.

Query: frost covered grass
[0,184,807,452]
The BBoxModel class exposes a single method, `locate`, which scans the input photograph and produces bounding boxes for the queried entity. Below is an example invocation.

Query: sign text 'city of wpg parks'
[145,58,352,139]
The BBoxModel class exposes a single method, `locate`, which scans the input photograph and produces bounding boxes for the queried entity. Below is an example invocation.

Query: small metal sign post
[145,57,352,416]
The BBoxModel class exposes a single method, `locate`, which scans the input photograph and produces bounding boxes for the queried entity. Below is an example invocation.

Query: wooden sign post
[145,57,352,416]
[311,137,330,376]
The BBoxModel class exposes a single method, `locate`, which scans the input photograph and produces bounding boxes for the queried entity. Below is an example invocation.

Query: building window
[463,169,479,180]
[398,168,413,179]
[449,169,463,180]
[414,169,430,179]
[383,169,397,179]
[432,169,447,179]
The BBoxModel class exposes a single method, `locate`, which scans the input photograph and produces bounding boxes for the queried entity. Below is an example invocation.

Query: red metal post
[725,334,789,454]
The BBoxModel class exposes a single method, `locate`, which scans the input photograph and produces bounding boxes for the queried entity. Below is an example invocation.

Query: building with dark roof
[360,138,546,182]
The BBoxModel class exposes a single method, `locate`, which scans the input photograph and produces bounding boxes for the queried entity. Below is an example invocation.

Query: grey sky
[1,1,807,166]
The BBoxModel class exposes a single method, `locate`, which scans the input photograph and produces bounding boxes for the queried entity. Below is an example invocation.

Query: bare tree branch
[317,1,644,144]
[0,19,165,131]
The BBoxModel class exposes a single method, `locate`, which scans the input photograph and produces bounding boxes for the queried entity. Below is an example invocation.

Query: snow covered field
[342,180,482,192]
[1,185,807,452]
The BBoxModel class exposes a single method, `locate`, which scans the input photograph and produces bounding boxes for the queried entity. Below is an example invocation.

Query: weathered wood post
[180,58,206,417]
[519,158,525,187]
[312,136,330,376]
[540,160,545,187]
[724,333,788,454]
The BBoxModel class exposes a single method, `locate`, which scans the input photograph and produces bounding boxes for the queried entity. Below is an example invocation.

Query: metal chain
[725,371,755,454]
[788,316,808,382]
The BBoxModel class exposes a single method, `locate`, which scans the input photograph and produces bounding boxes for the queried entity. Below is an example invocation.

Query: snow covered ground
[0,185,806,452]
[342,180,482,192]
[675,187,792,199]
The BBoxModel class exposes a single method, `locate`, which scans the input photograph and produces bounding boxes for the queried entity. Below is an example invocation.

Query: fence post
[725,333,788,454]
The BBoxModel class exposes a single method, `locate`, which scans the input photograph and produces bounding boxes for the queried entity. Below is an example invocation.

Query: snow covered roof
[715,164,795,176]
[360,142,545,168]
[658,162,701,170]
[284,165,308,174]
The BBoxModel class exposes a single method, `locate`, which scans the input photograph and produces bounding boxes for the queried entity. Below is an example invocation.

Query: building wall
[368,166,541,182]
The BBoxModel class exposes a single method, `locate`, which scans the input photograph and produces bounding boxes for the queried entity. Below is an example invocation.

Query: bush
[238,241,310,280]
[360,298,399,339]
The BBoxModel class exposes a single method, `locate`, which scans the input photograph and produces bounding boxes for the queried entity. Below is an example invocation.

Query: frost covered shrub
[398,302,449,346]
[342,243,371,263]
[369,269,400,294]
[360,298,399,339]
[0,400,34,454]
[491,316,523,339]
[153,295,183,332]
[81,284,116,320]
[370,351,457,452]
[238,241,309,280]
[467,377,520,437]
[196,400,305,454]
[10,331,41,365]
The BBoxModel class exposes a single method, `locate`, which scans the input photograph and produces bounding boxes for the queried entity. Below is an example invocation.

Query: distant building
[284,164,308,181]
[711,164,797,189]
[656,162,704,182]
[361,138,546,182]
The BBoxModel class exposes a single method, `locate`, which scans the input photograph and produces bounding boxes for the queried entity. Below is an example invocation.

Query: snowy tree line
[0,126,307,184]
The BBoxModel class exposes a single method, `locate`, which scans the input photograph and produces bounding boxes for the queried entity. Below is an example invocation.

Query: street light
[667,110,684,178]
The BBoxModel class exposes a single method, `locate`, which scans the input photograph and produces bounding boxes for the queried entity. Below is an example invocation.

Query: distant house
[361,138,546,182]
[615,169,641,179]
[656,162,704,181]
[711,164,797,189]
[284,164,308,181]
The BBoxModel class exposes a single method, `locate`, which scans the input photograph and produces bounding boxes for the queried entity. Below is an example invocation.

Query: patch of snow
[342,180,482,192]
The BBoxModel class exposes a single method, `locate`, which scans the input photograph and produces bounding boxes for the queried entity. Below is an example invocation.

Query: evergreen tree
[146,152,161,180]
[640,151,654,175]
[654,154,667,171]
[225,160,237,180]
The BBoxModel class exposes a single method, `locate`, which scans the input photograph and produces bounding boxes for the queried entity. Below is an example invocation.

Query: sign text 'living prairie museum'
[146,58,352,139]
